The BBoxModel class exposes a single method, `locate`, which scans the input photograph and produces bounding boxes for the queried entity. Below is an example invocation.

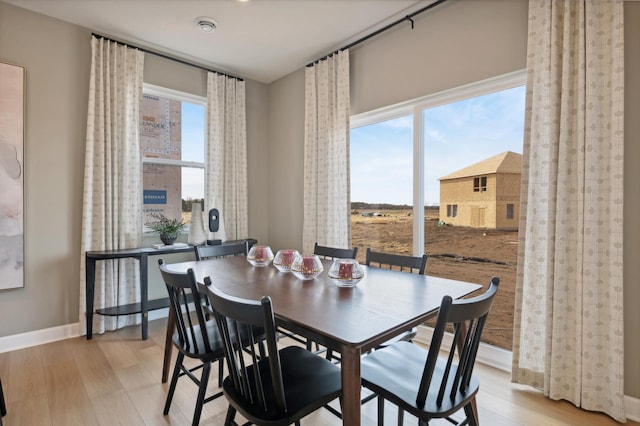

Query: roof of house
[438,151,522,180]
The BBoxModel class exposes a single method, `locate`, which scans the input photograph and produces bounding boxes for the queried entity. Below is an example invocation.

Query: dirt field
[351,209,516,350]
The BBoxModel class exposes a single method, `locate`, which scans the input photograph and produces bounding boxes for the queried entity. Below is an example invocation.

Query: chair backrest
[417,277,499,408]
[313,242,358,260]
[158,258,212,354]
[202,279,287,414]
[365,248,428,274]
[194,241,248,260]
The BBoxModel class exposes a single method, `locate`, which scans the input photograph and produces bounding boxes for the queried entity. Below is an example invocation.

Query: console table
[85,239,256,340]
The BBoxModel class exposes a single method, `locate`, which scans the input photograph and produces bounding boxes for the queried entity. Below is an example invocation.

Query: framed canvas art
[0,61,25,290]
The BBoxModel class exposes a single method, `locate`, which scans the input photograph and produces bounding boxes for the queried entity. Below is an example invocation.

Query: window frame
[141,83,207,233]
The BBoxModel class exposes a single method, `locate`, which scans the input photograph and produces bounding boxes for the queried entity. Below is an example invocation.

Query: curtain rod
[307,0,449,67]
[91,33,243,81]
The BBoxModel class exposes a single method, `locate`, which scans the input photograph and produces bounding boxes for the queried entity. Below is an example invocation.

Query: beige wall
[267,0,640,399]
[1,0,638,400]
[0,2,270,332]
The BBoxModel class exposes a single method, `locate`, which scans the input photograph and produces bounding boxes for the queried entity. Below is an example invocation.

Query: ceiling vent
[194,17,217,33]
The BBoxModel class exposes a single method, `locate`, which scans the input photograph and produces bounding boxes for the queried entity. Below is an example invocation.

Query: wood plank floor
[0,318,634,425]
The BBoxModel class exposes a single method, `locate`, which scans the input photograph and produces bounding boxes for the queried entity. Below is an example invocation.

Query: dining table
[163,255,482,425]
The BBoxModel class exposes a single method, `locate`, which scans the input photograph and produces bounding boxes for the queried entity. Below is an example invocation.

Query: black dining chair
[0,376,6,426]
[313,242,358,261]
[365,248,429,345]
[361,277,499,426]
[162,241,251,384]
[194,240,249,260]
[158,258,226,425]
[300,243,359,361]
[202,278,343,426]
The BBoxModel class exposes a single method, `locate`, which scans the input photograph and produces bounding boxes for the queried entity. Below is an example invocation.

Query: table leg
[162,307,175,383]
[140,254,149,340]
[340,345,361,425]
[86,256,96,339]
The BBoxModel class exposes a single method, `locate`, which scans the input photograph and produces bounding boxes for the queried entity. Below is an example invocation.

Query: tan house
[438,151,522,230]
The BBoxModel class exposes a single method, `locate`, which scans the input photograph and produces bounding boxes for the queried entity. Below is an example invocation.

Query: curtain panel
[512,1,625,421]
[79,36,145,335]
[205,73,248,242]
[302,50,351,254]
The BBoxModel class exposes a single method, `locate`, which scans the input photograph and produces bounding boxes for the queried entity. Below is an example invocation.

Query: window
[473,176,487,192]
[141,84,206,228]
[350,70,526,351]
[506,203,514,219]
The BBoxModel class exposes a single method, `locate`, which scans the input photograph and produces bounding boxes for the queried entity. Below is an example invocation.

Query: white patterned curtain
[512,1,625,421]
[79,36,144,335]
[303,50,351,254]
[205,72,248,242]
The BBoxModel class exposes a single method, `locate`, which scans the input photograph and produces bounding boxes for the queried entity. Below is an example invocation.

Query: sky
[177,84,526,206]
[350,85,526,206]
[180,101,205,200]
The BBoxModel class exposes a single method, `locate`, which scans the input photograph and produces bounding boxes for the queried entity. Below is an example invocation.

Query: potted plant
[146,213,187,245]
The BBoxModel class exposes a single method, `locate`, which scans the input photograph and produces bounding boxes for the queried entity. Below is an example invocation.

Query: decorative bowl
[328,258,364,287]
[290,254,324,280]
[247,245,274,267]
[273,249,300,272]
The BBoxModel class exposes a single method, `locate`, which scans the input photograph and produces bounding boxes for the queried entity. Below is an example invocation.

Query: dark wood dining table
[163,255,482,425]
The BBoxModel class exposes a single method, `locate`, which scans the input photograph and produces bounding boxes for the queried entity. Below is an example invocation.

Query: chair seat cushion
[223,346,342,423]
[361,341,479,418]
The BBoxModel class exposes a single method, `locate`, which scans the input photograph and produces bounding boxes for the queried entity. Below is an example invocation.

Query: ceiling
[4,0,434,84]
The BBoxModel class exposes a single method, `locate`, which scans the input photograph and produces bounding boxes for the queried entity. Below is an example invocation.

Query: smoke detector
[194,17,217,33]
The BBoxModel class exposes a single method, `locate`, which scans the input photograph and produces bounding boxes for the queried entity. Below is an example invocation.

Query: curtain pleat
[79,36,144,335]
[302,50,351,254]
[205,73,248,242]
[512,1,625,421]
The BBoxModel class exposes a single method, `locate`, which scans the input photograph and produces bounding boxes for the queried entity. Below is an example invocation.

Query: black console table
[85,239,256,340]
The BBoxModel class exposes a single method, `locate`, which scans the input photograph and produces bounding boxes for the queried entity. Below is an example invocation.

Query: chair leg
[0,377,6,417]
[218,358,224,387]
[224,405,237,426]
[464,402,479,426]
[377,395,384,426]
[192,362,211,426]
[397,407,404,426]
[164,352,184,415]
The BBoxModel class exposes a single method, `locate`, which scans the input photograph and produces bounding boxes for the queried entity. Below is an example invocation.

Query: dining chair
[201,278,343,426]
[365,248,429,345]
[162,241,251,384]
[361,277,499,426]
[158,259,228,426]
[194,240,249,260]
[313,242,358,260]
[0,376,6,426]
[300,243,359,360]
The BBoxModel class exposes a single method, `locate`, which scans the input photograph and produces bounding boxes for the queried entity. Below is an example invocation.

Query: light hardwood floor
[0,318,634,425]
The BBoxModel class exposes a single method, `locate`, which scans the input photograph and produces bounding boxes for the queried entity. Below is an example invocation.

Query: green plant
[145,213,187,236]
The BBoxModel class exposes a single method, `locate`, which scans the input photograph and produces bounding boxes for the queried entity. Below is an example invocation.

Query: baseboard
[0,322,81,353]
[0,309,170,354]
[416,325,640,422]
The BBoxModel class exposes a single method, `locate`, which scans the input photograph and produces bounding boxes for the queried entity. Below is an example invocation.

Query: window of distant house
[141,84,206,230]
[506,203,514,219]
[447,204,458,217]
[473,176,487,192]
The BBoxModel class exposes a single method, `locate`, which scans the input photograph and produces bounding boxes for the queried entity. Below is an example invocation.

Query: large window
[141,85,206,229]
[350,71,526,350]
